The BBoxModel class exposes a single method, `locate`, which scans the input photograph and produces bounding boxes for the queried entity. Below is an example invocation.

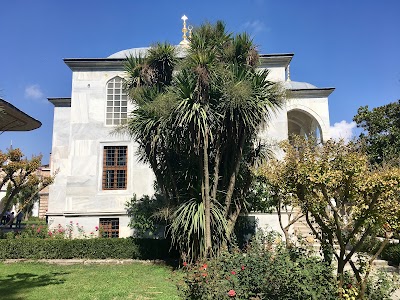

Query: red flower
[241,265,245,270]
[183,262,187,267]
[228,289,236,297]
[231,270,236,275]
[201,263,207,270]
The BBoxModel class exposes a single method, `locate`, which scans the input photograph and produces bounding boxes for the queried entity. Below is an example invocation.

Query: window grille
[99,218,119,238]
[106,77,128,125]
[102,146,127,190]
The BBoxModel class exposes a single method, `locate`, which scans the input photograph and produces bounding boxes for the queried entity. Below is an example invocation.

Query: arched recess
[287,108,324,143]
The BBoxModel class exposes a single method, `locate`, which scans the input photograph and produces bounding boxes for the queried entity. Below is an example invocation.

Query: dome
[284,81,317,90]
[108,47,150,58]
[108,45,188,59]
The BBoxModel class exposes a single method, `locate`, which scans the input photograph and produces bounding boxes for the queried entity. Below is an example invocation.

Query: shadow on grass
[0,272,68,299]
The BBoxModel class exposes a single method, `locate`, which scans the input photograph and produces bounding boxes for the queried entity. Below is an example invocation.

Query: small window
[106,77,128,126]
[102,146,127,190]
[99,218,119,238]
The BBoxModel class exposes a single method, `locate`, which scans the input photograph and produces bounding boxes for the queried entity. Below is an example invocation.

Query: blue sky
[1,0,399,164]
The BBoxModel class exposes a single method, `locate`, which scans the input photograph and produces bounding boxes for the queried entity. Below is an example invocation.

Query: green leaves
[169,199,228,261]
[353,100,400,165]
[257,137,400,293]
[123,21,283,261]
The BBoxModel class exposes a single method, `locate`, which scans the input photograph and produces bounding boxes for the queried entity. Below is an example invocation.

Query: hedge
[0,238,178,260]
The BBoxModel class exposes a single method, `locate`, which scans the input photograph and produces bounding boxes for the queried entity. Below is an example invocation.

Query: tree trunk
[224,132,245,217]
[359,236,391,299]
[337,260,345,298]
[203,130,212,256]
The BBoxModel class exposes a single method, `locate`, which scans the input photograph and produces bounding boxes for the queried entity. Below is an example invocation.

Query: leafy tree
[353,100,400,165]
[122,22,283,260]
[0,148,54,221]
[257,137,400,299]
[13,184,40,219]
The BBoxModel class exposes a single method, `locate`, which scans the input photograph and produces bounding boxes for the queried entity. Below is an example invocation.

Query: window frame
[105,76,128,126]
[99,218,119,238]
[102,146,128,190]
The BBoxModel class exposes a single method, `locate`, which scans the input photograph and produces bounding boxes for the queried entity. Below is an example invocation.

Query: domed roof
[283,80,317,90]
[108,45,188,59]
[108,47,150,58]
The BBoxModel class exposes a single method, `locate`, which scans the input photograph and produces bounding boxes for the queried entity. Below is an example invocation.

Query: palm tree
[123,21,284,260]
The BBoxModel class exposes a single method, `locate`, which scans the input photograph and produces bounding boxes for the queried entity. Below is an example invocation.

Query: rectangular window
[99,218,119,238]
[102,146,127,190]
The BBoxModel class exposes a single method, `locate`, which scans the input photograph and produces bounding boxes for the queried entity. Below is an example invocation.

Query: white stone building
[48,40,334,238]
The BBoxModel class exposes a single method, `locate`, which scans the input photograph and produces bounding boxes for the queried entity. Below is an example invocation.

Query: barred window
[99,218,119,238]
[106,77,128,125]
[102,146,127,190]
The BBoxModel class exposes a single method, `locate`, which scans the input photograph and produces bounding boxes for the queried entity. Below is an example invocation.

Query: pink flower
[37,228,41,233]
[48,231,53,236]
[231,270,236,275]
[70,221,73,224]
[90,232,94,235]
[241,265,245,270]
[183,262,187,267]
[201,263,207,270]
[95,226,99,231]
[228,289,236,297]
[76,222,79,225]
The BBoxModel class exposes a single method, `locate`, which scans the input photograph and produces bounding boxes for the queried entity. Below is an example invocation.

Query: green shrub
[0,238,178,260]
[366,271,399,300]
[356,236,383,254]
[178,233,337,300]
[380,243,400,265]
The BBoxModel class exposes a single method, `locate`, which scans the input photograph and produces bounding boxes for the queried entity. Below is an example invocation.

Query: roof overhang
[64,53,295,71]
[0,98,41,132]
[64,58,125,71]
[259,53,294,68]
[287,88,335,98]
[48,97,71,107]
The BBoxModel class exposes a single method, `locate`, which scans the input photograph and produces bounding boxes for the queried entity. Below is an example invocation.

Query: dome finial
[286,64,291,82]
[180,15,190,46]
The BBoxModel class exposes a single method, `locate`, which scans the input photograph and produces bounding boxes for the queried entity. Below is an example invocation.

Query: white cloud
[242,20,268,35]
[329,120,356,143]
[25,84,43,100]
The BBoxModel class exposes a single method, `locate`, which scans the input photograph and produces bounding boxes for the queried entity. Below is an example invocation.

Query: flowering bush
[3,221,99,240]
[19,224,49,239]
[178,232,337,300]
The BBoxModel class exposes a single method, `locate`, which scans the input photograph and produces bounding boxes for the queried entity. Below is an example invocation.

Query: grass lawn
[0,261,180,300]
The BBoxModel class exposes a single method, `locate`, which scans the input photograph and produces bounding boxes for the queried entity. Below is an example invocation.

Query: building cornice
[48,97,71,107]
[47,211,127,217]
[287,88,335,98]
[64,53,295,71]
[259,53,294,68]
[64,58,125,71]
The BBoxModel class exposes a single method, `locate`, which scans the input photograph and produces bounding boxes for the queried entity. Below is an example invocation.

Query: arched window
[106,77,128,125]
